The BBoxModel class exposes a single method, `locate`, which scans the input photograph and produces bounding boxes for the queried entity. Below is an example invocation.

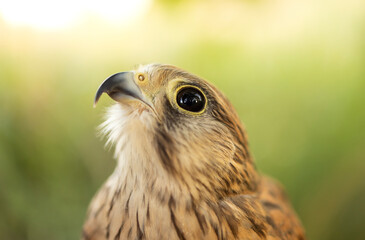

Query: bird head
[95,64,258,200]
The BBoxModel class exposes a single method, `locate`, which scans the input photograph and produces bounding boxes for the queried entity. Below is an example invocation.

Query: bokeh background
[1,0,364,239]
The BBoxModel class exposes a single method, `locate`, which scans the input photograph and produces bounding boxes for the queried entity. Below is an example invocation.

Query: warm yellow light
[0,0,152,29]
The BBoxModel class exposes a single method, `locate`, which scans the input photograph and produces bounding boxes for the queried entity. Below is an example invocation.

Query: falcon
[82,64,305,240]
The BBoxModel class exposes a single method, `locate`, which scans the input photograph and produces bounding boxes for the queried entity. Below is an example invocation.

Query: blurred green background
[1,0,364,239]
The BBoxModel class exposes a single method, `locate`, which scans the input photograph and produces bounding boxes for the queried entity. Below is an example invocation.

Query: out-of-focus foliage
[0,0,364,239]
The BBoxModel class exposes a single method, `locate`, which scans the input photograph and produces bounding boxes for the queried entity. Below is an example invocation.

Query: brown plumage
[82,64,305,240]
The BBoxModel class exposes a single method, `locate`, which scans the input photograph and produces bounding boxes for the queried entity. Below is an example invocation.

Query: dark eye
[176,87,206,113]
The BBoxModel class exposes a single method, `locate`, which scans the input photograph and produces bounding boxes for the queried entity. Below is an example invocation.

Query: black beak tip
[93,90,103,108]
[93,100,98,108]
[93,71,136,108]
[93,76,113,107]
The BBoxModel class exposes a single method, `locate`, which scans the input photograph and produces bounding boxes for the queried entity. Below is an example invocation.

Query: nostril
[138,74,145,81]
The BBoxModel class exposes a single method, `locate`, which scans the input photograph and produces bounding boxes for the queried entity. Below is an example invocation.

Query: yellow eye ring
[174,85,207,115]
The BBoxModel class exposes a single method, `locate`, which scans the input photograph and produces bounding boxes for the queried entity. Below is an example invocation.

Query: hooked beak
[94,72,150,108]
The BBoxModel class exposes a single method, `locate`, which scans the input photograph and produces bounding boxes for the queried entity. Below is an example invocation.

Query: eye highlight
[176,86,206,113]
